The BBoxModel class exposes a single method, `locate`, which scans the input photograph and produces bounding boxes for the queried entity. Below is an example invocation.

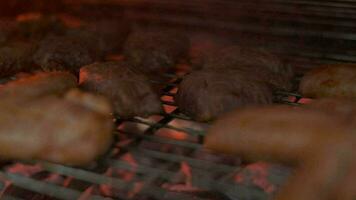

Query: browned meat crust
[175,69,273,121]
[33,35,99,73]
[299,64,356,100]
[198,46,294,91]
[0,41,37,77]
[79,61,163,118]
[123,29,189,74]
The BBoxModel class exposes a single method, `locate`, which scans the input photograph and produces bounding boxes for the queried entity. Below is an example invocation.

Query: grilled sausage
[299,64,356,100]
[204,105,350,164]
[79,61,163,118]
[275,138,354,200]
[0,71,77,103]
[0,89,113,165]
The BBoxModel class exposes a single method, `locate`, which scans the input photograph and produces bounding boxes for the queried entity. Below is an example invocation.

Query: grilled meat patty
[33,35,100,73]
[124,29,189,74]
[0,41,37,77]
[299,64,356,100]
[198,45,294,91]
[79,61,163,118]
[175,69,273,121]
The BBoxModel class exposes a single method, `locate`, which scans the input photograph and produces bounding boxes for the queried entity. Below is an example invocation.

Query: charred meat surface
[33,35,99,73]
[124,29,189,74]
[79,61,163,118]
[199,46,294,91]
[175,69,273,121]
[0,89,113,166]
[299,64,356,100]
[0,41,37,77]
[0,71,77,103]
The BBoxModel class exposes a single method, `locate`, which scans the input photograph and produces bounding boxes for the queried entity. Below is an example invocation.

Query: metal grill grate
[0,70,303,200]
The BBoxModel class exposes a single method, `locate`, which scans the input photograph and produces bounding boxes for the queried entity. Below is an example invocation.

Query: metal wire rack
[0,69,303,200]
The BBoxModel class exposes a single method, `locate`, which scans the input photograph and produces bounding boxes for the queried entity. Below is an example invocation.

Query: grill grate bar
[2,195,24,200]
[134,148,235,172]
[130,117,206,136]
[116,130,201,149]
[0,172,106,200]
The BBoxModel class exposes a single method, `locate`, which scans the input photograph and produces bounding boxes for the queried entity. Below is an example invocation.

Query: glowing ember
[298,98,313,104]
[117,153,138,182]
[181,162,192,187]
[161,95,173,102]
[156,128,188,141]
[127,181,144,198]
[78,186,94,200]
[234,162,291,194]
[163,105,176,113]
[6,163,42,176]
[100,168,113,197]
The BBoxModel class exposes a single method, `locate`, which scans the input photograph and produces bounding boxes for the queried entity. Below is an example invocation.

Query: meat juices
[79,61,163,118]
[175,69,273,121]
[0,41,36,77]
[124,29,190,74]
[33,35,99,73]
[299,64,356,100]
[0,89,113,166]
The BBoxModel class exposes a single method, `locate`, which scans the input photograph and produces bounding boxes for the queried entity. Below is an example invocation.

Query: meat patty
[84,19,130,54]
[299,64,356,100]
[175,69,273,121]
[0,71,77,103]
[198,45,294,91]
[0,20,16,44]
[0,89,113,165]
[33,35,99,73]
[0,41,37,77]
[123,29,189,74]
[79,61,163,118]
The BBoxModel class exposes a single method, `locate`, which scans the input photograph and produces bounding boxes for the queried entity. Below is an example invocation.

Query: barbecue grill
[0,0,355,199]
